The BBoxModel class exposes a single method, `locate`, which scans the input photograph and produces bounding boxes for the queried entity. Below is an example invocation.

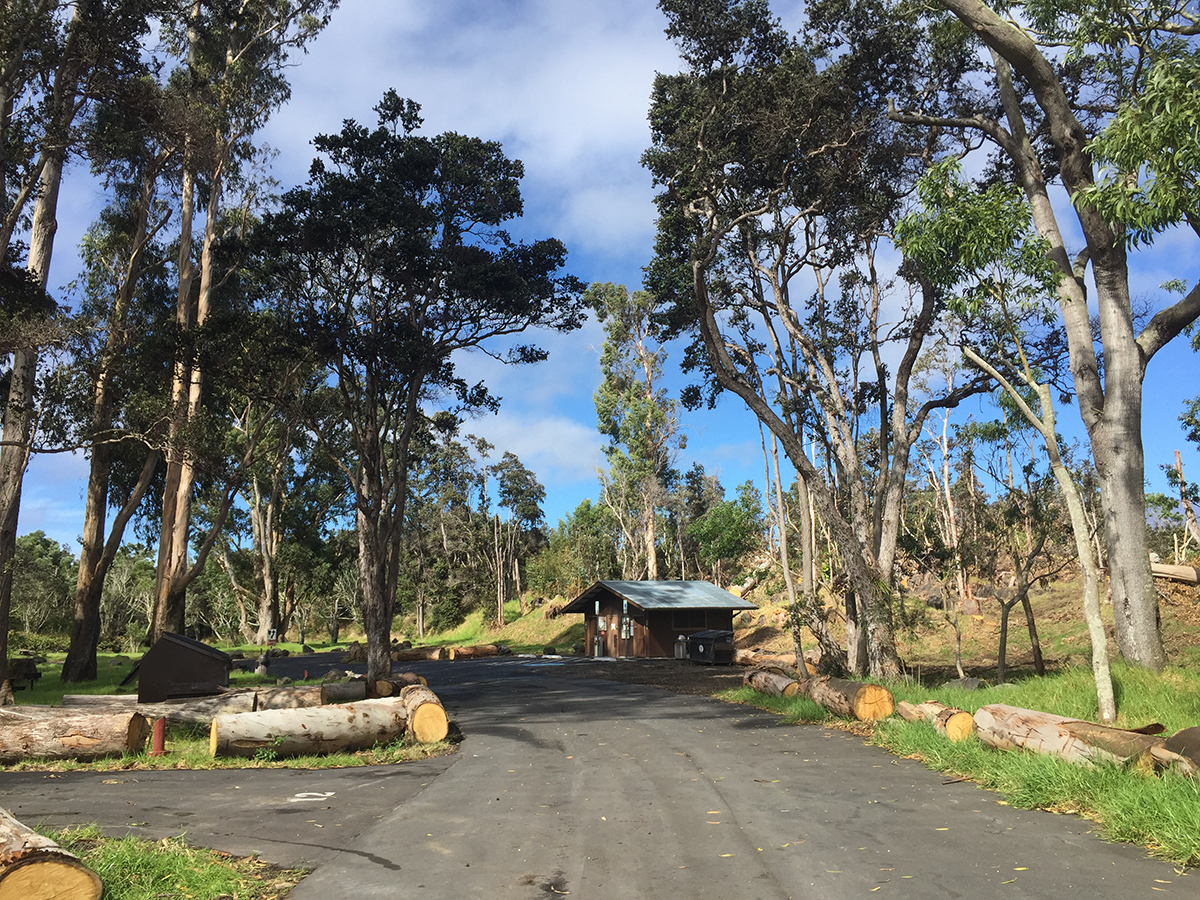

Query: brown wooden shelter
[133,632,232,702]
[562,581,757,658]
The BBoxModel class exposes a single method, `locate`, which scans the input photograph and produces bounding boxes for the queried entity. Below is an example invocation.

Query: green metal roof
[562,580,758,613]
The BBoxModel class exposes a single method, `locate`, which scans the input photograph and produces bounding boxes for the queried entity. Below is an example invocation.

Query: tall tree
[149,0,338,642]
[645,0,990,676]
[588,282,683,581]
[1,0,157,685]
[880,0,1200,669]
[261,93,583,683]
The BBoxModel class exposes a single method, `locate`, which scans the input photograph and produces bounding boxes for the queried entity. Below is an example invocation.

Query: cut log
[1151,562,1200,584]
[0,806,102,900]
[398,685,449,742]
[391,647,444,662]
[447,644,498,660]
[0,711,150,764]
[374,674,428,696]
[62,692,256,726]
[744,668,803,698]
[210,698,410,758]
[805,675,895,722]
[896,700,975,742]
[973,704,1165,767]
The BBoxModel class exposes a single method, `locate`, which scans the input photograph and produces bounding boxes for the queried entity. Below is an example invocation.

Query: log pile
[374,673,428,696]
[897,700,975,742]
[0,807,101,899]
[742,669,895,722]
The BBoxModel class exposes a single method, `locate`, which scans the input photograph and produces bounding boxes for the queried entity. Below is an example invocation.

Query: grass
[52,825,309,899]
[721,661,1200,866]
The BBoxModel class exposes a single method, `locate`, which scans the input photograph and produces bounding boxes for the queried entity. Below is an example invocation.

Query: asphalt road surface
[1,658,1188,898]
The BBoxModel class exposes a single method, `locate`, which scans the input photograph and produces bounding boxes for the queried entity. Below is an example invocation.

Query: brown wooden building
[562,581,757,658]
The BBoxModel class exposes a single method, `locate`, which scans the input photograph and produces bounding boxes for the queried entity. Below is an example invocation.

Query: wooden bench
[7,657,41,690]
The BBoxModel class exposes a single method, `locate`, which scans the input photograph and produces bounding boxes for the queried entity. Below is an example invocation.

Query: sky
[18,0,1200,551]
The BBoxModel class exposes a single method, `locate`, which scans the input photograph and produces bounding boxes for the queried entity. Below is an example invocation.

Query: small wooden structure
[562,581,756,658]
[134,632,232,703]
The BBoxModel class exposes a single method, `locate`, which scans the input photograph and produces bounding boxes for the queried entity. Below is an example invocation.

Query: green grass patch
[52,825,309,899]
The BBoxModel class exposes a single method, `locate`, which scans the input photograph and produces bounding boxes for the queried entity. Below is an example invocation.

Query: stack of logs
[0,674,448,766]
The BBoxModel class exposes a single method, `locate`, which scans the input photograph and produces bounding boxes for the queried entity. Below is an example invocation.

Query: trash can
[687,629,735,665]
[674,635,689,659]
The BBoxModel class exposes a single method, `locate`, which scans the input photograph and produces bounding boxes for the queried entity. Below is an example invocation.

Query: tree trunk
[0,709,150,763]
[391,646,445,662]
[357,508,394,685]
[447,644,499,660]
[60,692,255,726]
[0,806,102,900]
[973,704,1164,768]
[210,698,408,758]
[1020,592,1046,676]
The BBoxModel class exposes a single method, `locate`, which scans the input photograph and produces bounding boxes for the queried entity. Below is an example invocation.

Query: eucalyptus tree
[588,282,683,581]
[148,0,338,642]
[869,0,1200,670]
[490,450,545,621]
[645,0,991,676]
[260,93,584,683]
[1,0,160,682]
[897,161,1117,720]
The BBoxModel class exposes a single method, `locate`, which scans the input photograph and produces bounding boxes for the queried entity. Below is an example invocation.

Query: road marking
[288,791,336,803]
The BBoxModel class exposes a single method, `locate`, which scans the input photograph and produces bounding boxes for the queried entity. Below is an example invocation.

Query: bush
[8,631,69,655]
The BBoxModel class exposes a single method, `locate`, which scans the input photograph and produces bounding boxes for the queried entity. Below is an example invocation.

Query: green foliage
[687,480,763,580]
[11,531,76,634]
[1082,49,1200,246]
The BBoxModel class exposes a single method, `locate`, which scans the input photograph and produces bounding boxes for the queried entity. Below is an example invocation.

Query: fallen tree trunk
[210,698,411,758]
[805,676,895,722]
[0,806,102,899]
[447,645,498,660]
[62,693,256,726]
[1151,562,1200,584]
[397,685,449,743]
[319,682,368,704]
[252,685,322,710]
[391,647,444,662]
[1163,726,1200,771]
[374,674,428,696]
[973,704,1166,767]
[733,649,817,675]
[896,700,975,742]
[0,711,150,764]
[743,668,803,698]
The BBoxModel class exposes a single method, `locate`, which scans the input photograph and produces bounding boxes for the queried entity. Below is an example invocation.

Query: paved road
[0,658,1188,898]
[294,659,1184,899]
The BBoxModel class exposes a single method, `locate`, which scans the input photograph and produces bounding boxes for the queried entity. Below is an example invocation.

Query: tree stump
[0,807,101,900]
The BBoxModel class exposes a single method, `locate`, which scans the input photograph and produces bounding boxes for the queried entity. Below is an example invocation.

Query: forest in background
[3,1,1200,715]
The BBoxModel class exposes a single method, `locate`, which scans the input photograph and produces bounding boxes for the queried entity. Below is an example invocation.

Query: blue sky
[20,0,1200,549]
